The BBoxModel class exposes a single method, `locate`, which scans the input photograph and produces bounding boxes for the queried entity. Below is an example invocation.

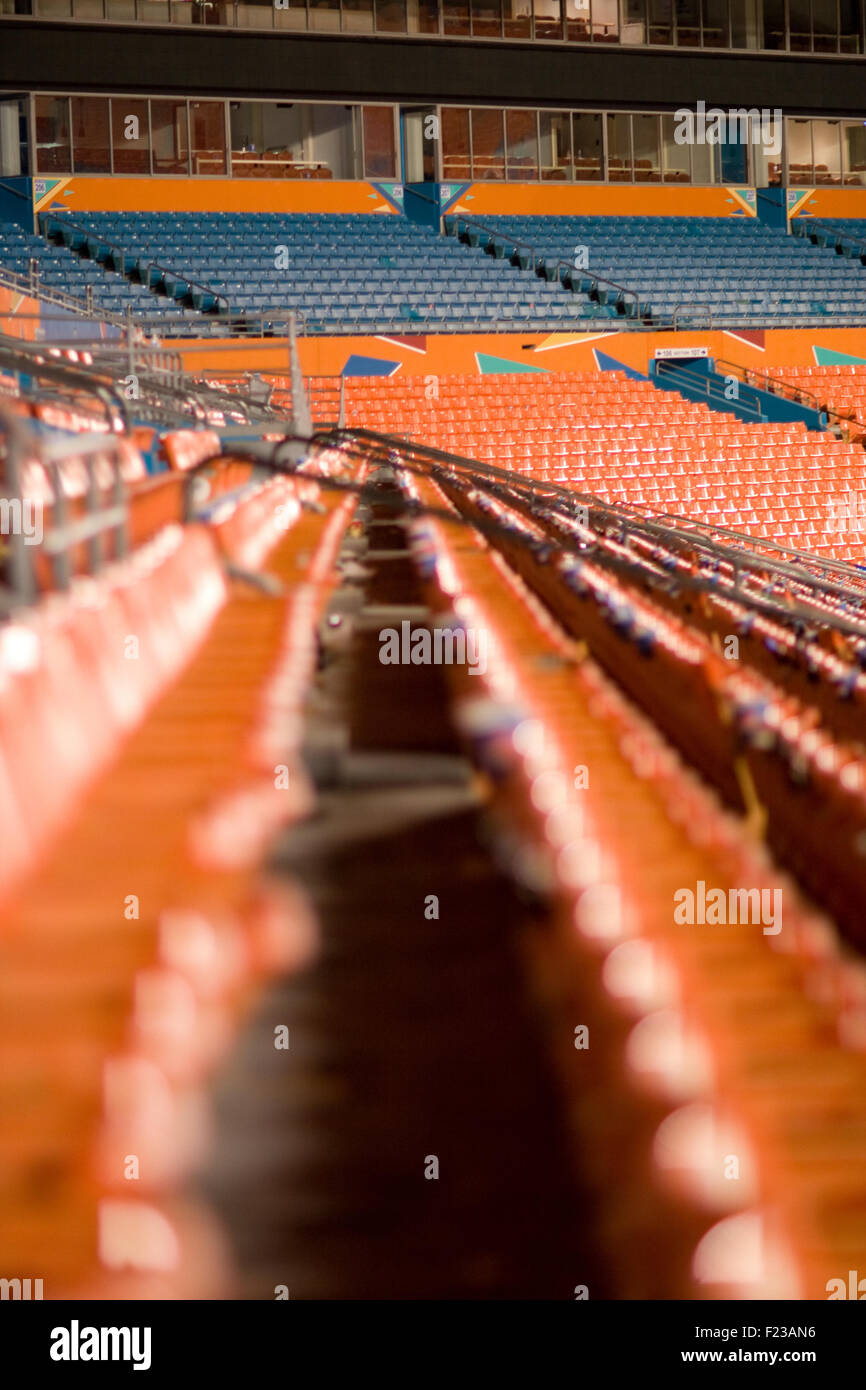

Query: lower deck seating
[768,363,866,432]
[340,370,866,563]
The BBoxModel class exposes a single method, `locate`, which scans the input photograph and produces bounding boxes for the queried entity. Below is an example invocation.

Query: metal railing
[653,356,767,420]
[0,398,129,610]
[671,303,713,330]
[446,213,645,323]
[41,212,234,316]
[0,261,126,327]
[306,374,345,430]
[715,355,829,418]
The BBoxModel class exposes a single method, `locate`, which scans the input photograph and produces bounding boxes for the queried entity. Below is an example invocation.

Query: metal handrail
[447,213,644,322]
[671,303,713,330]
[0,401,129,607]
[448,214,536,270]
[0,261,126,325]
[40,211,232,318]
[544,253,641,319]
[714,356,826,416]
[654,356,766,420]
[139,257,232,316]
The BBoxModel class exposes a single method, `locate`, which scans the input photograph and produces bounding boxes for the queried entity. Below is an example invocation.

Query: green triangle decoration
[474,352,548,374]
[813,346,866,367]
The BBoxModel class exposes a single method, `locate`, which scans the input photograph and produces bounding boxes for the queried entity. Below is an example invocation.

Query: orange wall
[36,178,399,216]
[447,185,756,217]
[0,286,39,340]
[173,326,866,377]
[36,177,758,220]
[790,187,866,219]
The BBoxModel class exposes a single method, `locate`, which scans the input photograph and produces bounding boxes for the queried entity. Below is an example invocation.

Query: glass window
[573,112,602,178]
[308,0,339,29]
[674,0,700,43]
[504,0,532,36]
[70,95,110,172]
[632,113,660,179]
[540,110,572,179]
[413,0,440,30]
[788,0,811,48]
[661,112,690,181]
[235,0,275,23]
[812,0,838,49]
[35,96,71,174]
[564,0,590,39]
[762,0,786,47]
[812,118,842,183]
[606,112,632,180]
[786,117,812,183]
[691,141,718,183]
[136,1,172,21]
[839,0,860,50]
[506,108,538,178]
[443,0,470,31]
[375,0,406,29]
[533,0,562,38]
[441,106,471,180]
[471,0,502,32]
[592,0,618,38]
[274,0,307,28]
[843,121,866,184]
[752,113,782,185]
[471,107,505,179]
[0,99,25,178]
[728,0,754,46]
[701,0,727,44]
[342,0,373,30]
[648,0,673,42]
[228,102,355,179]
[309,104,356,178]
[362,105,396,177]
[622,0,646,41]
[190,100,226,175]
[150,99,190,174]
[111,97,149,174]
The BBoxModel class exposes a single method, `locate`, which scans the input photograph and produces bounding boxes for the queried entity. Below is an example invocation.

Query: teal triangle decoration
[813,346,866,367]
[475,352,547,374]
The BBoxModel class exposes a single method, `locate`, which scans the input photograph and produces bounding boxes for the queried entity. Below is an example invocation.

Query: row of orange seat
[0,439,364,1296]
[406,462,866,1299]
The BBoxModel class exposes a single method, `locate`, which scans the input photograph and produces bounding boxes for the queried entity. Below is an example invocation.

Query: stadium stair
[0,219,201,329]
[37,210,594,335]
[445,214,866,329]
[649,354,828,430]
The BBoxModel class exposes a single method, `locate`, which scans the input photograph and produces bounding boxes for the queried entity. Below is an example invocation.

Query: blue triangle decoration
[593,349,647,381]
[341,354,400,377]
